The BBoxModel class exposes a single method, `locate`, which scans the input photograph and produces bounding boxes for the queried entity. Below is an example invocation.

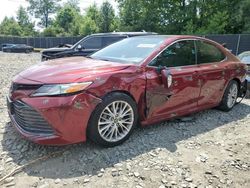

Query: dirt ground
[0,52,249,188]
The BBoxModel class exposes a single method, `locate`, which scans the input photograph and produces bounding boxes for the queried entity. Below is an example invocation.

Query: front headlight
[31,82,93,97]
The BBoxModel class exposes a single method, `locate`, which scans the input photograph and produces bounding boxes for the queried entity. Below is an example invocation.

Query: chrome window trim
[146,38,227,69]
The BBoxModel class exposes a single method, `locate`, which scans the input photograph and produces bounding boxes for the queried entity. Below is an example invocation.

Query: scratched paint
[74,101,84,109]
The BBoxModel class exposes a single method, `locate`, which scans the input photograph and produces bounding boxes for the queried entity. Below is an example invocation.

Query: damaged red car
[7,35,247,147]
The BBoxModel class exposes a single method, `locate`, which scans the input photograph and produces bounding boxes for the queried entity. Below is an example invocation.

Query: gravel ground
[0,52,250,188]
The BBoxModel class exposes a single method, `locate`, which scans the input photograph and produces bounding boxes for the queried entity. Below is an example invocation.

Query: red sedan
[7,35,247,147]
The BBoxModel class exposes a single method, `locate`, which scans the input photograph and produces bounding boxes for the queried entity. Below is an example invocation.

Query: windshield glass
[241,56,250,63]
[90,37,165,64]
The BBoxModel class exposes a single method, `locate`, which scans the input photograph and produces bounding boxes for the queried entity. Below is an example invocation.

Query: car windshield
[90,37,165,64]
[241,56,250,63]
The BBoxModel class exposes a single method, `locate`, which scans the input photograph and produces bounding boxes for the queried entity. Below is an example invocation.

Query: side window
[102,36,126,47]
[196,41,226,64]
[81,37,102,49]
[150,40,196,67]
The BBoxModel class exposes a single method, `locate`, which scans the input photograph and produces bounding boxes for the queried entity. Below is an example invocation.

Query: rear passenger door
[196,40,227,107]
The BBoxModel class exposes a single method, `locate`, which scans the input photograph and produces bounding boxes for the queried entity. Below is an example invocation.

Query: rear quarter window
[196,41,226,64]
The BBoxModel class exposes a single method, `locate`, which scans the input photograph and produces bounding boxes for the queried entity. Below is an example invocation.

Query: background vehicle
[41,32,157,61]
[1,43,15,51]
[238,51,250,97]
[2,44,33,53]
[8,35,247,147]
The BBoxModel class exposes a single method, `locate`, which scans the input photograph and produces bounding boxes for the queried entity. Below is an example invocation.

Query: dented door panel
[197,63,226,107]
[145,65,200,121]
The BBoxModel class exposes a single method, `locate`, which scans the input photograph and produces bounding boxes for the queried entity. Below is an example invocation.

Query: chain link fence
[0,34,250,55]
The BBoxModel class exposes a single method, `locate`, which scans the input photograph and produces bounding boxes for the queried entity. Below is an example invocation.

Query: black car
[1,43,15,51]
[2,44,33,53]
[41,32,157,61]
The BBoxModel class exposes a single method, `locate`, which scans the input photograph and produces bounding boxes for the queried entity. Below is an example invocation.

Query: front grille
[11,83,41,92]
[12,100,54,136]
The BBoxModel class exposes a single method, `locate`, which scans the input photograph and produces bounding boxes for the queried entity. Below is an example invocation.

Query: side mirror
[76,44,83,51]
[161,69,173,88]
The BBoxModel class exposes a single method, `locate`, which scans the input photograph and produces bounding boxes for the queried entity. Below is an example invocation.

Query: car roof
[127,35,224,47]
[2,43,14,45]
[132,35,204,39]
[90,32,158,37]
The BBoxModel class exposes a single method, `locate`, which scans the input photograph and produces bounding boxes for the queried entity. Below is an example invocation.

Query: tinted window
[81,37,102,49]
[102,36,126,47]
[150,40,196,67]
[196,41,225,64]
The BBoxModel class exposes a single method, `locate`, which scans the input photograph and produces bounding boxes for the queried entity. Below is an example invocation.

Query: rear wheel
[25,49,31,53]
[218,80,239,112]
[87,92,138,147]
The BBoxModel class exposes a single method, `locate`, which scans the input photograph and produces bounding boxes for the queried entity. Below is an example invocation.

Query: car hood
[42,47,70,53]
[17,57,131,84]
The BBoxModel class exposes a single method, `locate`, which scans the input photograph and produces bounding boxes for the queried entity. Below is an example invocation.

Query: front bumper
[7,92,101,145]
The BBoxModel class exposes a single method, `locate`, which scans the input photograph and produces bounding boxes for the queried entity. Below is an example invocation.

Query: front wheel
[87,92,138,147]
[218,80,239,112]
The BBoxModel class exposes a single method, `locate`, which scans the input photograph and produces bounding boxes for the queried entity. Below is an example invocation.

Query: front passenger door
[145,40,201,121]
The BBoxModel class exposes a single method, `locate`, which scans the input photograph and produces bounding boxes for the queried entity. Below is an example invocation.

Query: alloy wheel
[97,101,134,142]
[227,83,238,108]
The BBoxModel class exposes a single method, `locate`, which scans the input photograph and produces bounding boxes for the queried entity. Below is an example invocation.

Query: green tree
[238,0,250,33]
[117,0,250,35]
[26,0,60,28]
[0,17,22,36]
[16,6,36,36]
[66,0,80,12]
[76,4,100,35]
[55,5,81,34]
[197,11,229,34]
[86,3,100,26]
[99,1,116,32]
[79,17,99,35]
[42,26,62,37]
[117,0,143,31]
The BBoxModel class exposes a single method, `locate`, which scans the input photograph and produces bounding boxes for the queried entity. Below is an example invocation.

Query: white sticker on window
[137,44,157,48]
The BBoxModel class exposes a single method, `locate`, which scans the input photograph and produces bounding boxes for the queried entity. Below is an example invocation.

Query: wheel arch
[232,78,241,89]
[101,90,137,103]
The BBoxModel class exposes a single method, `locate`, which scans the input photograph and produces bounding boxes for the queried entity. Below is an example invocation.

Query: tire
[87,92,138,147]
[218,80,239,112]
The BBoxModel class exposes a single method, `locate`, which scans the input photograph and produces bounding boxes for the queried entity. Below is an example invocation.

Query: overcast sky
[0,0,118,22]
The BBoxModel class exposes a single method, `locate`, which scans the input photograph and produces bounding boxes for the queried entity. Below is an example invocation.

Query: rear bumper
[7,92,102,145]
